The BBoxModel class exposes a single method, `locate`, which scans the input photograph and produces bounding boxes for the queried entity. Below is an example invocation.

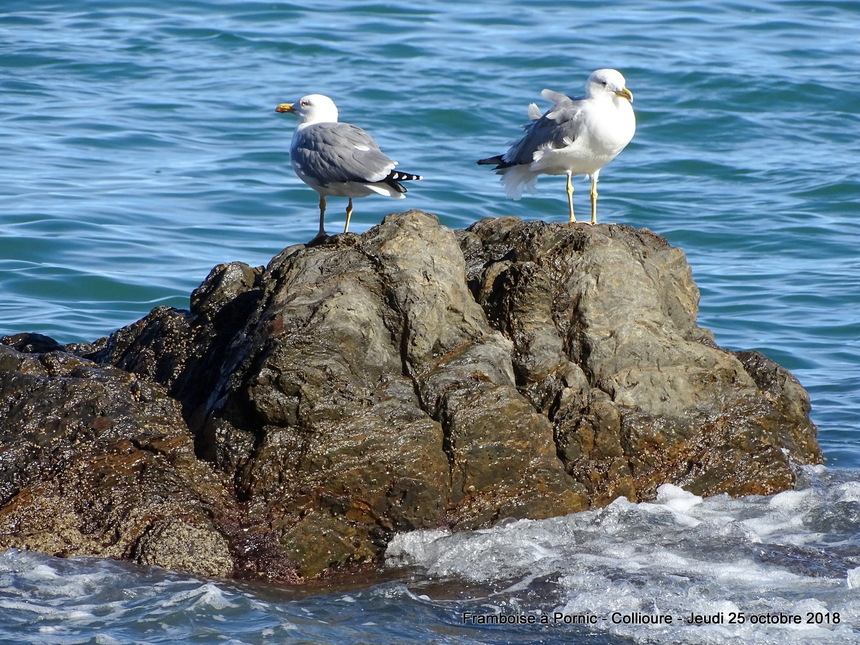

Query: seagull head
[587,69,634,102]
[275,94,339,126]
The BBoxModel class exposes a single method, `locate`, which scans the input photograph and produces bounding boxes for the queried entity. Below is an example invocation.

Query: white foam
[30,563,63,580]
[837,481,860,502]
[160,582,235,611]
[655,483,704,512]
[384,528,451,567]
[768,488,813,511]
[94,635,123,645]
[385,466,860,644]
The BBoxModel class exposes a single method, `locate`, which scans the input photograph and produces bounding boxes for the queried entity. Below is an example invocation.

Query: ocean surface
[1,1,858,643]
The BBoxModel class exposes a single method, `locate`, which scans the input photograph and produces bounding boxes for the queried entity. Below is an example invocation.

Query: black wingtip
[383,169,422,194]
[388,170,422,182]
[477,155,505,167]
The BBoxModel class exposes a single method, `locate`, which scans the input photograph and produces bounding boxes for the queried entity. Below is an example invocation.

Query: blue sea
[1,1,858,643]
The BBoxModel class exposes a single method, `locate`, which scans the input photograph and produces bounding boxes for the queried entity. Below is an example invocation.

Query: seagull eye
[300,100,310,107]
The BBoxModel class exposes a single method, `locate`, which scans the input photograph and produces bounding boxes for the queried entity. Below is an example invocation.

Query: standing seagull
[275,94,422,238]
[478,69,635,224]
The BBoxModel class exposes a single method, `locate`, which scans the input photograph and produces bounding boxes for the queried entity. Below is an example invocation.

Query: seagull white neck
[297,108,339,130]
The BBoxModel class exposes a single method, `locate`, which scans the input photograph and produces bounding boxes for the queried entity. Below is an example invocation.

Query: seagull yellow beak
[615,87,634,102]
[275,103,295,113]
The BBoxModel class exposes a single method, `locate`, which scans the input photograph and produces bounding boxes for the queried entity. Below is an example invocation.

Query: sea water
[1,1,858,643]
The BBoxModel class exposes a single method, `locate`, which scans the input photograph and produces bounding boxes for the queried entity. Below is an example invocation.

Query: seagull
[478,69,635,224]
[275,94,422,238]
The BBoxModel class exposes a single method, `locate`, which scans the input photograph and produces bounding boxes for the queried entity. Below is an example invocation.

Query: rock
[458,217,821,502]
[0,211,821,579]
[134,519,233,578]
[0,340,294,581]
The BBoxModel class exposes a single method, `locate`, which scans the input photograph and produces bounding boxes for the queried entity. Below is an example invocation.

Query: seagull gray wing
[291,122,395,186]
[500,91,586,167]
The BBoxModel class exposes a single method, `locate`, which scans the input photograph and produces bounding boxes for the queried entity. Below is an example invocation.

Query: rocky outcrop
[0,211,821,579]
[0,336,295,580]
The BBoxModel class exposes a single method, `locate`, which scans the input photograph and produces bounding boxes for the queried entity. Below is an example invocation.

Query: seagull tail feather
[498,164,539,200]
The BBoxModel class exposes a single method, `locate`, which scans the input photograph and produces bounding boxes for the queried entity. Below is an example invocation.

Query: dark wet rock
[0,211,821,579]
[0,342,294,581]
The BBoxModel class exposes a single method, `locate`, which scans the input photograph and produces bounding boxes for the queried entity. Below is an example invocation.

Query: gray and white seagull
[478,69,635,224]
[276,94,422,238]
